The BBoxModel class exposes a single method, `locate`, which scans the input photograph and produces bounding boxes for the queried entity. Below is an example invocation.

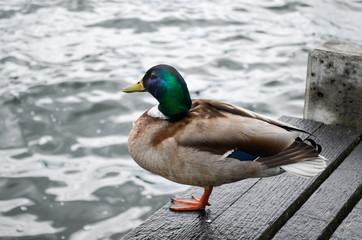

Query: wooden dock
[124,116,362,239]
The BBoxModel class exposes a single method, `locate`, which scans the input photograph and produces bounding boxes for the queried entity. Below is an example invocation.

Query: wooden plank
[207,123,361,240]
[278,115,323,139]
[278,115,322,134]
[124,117,360,239]
[273,142,362,240]
[331,198,362,240]
[124,179,260,239]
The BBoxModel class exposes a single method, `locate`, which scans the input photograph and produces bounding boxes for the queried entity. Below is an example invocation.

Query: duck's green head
[122,64,192,119]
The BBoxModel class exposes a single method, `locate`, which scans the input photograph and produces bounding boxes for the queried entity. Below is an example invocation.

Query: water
[1,0,361,239]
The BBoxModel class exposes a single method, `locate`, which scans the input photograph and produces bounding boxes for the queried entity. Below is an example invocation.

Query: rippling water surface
[1,0,361,239]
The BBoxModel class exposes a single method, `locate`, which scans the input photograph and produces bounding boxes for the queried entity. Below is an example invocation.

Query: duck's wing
[175,99,299,157]
[195,99,309,134]
[174,99,326,177]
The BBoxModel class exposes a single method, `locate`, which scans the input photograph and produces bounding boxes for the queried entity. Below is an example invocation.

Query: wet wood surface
[124,116,362,240]
[331,195,362,240]
[273,140,362,240]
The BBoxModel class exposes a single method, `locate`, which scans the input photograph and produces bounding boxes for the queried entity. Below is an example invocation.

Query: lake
[0,0,361,239]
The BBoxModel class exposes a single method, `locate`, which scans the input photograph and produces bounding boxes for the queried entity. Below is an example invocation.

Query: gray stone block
[304,40,362,130]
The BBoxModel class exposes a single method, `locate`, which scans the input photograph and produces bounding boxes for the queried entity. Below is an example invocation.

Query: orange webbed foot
[170,196,211,211]
[169,187,213,211]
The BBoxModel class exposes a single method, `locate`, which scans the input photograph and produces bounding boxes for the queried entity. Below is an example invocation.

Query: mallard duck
[122,64,327,211]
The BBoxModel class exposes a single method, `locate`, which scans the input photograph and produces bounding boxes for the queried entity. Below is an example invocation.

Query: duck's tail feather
[256,139,327,177]
[303,138,322,154]
[280,156,327,177]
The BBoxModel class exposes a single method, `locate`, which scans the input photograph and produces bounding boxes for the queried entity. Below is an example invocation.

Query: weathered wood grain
[331,196,362,240]
[123,178,260,239]
[273,142,362,240]
[278,115,323,136]
[208,123,361,240]
[123,117,361,240]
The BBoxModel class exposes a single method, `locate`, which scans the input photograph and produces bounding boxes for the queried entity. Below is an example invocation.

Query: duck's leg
[170,187,213,211]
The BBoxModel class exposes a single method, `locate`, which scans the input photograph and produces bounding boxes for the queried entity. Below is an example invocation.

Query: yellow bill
[122,79,146,93]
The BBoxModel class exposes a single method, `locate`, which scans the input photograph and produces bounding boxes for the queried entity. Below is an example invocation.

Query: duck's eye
[150,72,158,79]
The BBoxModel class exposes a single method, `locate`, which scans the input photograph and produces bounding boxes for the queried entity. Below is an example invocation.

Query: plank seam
[317,182,362,240]
[258,132,362,240]
[211,179,262,222]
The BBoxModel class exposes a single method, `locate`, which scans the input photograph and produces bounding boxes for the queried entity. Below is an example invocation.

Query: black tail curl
[296,137,322,154]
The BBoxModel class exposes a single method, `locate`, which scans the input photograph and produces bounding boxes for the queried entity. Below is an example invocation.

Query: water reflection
[0,177,168,239]
[0,81,187,239]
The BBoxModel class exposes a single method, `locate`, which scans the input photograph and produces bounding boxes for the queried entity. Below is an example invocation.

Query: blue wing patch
[228,150,258,161]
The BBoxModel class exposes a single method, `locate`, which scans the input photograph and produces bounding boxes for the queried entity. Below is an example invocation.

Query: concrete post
[304,40,362,130]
